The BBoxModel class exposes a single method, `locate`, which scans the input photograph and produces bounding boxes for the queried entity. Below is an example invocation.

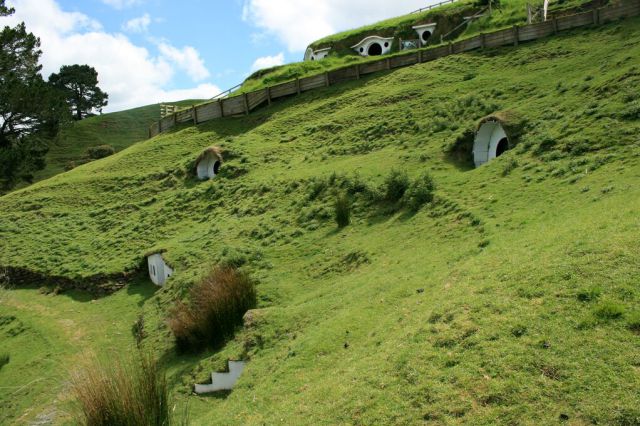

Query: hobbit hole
[196,146,223,180]
[472,121,510,167]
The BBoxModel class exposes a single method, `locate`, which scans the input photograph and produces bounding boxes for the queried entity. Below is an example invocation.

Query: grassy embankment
[1,11,640,425]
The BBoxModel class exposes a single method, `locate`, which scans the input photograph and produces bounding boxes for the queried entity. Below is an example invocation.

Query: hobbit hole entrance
[368,43,383,56]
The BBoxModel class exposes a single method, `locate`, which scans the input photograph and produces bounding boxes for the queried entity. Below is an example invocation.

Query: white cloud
[157,42,210,82]
[123,13,151,33]
[101,0,143,10]
[250,52,284,72]
[242,0,434,52]
[2,0,219,112]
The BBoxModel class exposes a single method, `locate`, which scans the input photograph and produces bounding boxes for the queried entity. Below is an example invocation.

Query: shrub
[168,266,256,352]
[381,169,410,203]
[593,301,625,321]
[0,352,9,369]
[334,193,351,228]
[86,145,115,160]
[70,353,172,426]
[404,172,435,210]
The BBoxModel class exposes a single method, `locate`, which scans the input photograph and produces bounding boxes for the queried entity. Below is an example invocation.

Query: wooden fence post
[386,58,391,70]
[158,120,162,133]
[192,105,198,125]
[513,25,519,46]
[219,99,224,117]
[593,8,600,24]
[552,16,558,34]
[148,126,152,138]
[173,113,177,127]
[266,87,271,106]
[448,42,453,54]
[324,72,330,87]
[355,64,360,79]
[418,49,423,63]
[243,93,250,115]
[480,33,486,49]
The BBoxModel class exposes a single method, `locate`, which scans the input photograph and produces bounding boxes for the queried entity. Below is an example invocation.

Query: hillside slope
[32,100,200,183]
[1,15,640,425]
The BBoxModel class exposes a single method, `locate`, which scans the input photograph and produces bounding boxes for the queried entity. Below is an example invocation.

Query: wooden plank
[195,102,220,123]
[484,28,515,48]
[359,59,387,75]
[390,52,419,68]
[247,90,268,110]
[513,25,519,46]
[518,21,555,42]
[270,80,298,99]
[422,45,449,62]
[300,74,327,91]
[222,96,246,116]
[556,11,593,31]
[328,66,359,85]
[192,105,198,125]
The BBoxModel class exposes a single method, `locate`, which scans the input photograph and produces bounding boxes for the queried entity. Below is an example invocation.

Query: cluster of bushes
[168,265,256,352]
[331,169,436,227]
[70,352,176,426]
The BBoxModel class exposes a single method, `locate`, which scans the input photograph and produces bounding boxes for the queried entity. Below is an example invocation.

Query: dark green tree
[0,0,68,191]
[49,64,108,120]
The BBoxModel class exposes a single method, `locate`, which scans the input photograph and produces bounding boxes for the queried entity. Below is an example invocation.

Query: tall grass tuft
[70,352,170,426]
[168,266,256,352]
[0,352,9,369]
[334,193,351,228]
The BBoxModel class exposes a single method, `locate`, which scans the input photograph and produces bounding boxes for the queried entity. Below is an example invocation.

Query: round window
[384,42,389,48]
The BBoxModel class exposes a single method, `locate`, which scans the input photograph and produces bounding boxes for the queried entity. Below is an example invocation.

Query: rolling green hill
[1,10,640,426]
[32,100,201,183]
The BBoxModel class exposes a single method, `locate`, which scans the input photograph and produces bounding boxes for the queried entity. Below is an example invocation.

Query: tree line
[1,0,108,192]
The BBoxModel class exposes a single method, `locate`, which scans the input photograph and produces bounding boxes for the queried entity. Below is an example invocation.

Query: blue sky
[2,0,433,111]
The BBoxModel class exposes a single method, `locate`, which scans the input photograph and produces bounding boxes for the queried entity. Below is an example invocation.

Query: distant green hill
[1,6,640,426]
[32,99,201,183]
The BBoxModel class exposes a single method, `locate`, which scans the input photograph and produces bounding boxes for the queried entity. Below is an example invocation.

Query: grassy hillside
[1,13,640,425]
[33,100,201,183]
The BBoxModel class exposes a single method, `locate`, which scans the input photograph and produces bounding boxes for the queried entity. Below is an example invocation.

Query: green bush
[86,145,115,160]
[334,193,351,228]
[169,266,256,352]
[381,169,410,203]
[404,172,436,210]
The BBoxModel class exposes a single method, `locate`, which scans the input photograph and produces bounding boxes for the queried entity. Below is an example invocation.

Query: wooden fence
[148,0,640,139]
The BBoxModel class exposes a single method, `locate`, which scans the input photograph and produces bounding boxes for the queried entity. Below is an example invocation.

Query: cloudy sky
[1,0,434,112]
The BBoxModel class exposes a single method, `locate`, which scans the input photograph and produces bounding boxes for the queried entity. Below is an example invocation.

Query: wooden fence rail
[148,0,640,139]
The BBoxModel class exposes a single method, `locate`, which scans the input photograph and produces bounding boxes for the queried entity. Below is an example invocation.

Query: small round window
[359,47,364,53]
[384,42,389,48]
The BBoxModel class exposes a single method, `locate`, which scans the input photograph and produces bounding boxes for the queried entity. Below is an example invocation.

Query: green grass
[1,13,640,425]
[31,100,201,184]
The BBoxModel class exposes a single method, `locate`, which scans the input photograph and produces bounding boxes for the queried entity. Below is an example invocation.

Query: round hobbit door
[368,43,383,56]
[496,137,509,157]
[422,30,432,42]
[213,160,221,175]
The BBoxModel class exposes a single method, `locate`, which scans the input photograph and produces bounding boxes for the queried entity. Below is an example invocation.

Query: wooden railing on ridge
[149,0,640,139]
